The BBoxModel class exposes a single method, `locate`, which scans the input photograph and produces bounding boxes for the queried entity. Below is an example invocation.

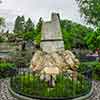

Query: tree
[23,18,35,41]
[63,31,73,49]
[13,16,35,41]
[0,36,4,42]
[60,19,93,49]
[22,32,35,41]
[14,16,20,33]
[84,28,100,50]
[36,17,43,33]
[75,0,100,26]
[0,17,5,42]
[21,16,25,32]
[95,28,100,49]
[84,32,96,50]
[14,16,25,33]
[34,17,43,45]
[25,18,34,32]
[0,17,5,29]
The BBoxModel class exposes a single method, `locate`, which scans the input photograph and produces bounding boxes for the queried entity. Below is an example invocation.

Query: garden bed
[10,70,92,100]
[79,61,100,81]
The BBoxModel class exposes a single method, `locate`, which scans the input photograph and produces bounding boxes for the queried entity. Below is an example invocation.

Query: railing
[10,67,92,100]
[79,55,99,62]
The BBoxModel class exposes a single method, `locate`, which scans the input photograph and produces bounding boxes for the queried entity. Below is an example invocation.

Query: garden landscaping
[0,62,16,78]
[0,76,100,100]
[10,72,92,99]
[79,61,100,81]
[0,11,100,100]
[0,46,100,100]
[0,59,98,100]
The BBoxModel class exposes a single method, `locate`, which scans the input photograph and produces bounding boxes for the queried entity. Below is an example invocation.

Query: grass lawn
[80,61,98,65]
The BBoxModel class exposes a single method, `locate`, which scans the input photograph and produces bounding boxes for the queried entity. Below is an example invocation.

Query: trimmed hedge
[79,61,100,80]
[0,62,16,78]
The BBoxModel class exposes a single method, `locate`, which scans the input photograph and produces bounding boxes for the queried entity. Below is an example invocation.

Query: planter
[8,70,93,100]
[8,79,93,100]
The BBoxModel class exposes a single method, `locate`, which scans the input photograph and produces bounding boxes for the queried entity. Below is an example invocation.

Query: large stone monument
[30,13,79,86]
[40,13,64,53]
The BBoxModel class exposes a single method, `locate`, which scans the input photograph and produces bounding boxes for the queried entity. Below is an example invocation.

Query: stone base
[30,50,80,82]
[40,40,64,53]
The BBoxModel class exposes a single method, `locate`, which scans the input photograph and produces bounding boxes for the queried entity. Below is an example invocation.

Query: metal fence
[10,68,92,100]
[79,55,99,62]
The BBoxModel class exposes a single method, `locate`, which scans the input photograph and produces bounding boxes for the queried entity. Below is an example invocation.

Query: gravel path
[0,79,17,100]
[0,79,100,100]
[88,81,100,100]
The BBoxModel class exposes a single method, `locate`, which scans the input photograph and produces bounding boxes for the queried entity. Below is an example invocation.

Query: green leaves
[63,30,73,49]
[13,16,35,41]
[0,36,4,42]
[76,0,100,26]
[36,17,43,33]
[34,17,43,45]
[13,16,43,43]
[23,32,34,41]
[61,19,93,49]
[0,63,16,70]
[14,16,25,33]
[34,33,41,45]
[84,26,100,50]
[0,17,5,29]
[25,18,34,33]
[84,32,95,50]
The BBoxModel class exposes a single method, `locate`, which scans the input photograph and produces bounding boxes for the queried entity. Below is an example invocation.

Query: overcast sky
[0,0,86,31]
[0,0,82,22]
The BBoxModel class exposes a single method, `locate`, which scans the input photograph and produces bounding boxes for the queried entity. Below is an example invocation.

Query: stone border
[8,79,37,100]
[8,79,93,100]
[73,83,93,100]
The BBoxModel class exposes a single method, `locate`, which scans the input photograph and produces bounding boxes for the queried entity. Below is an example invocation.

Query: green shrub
[79,61,98,72]
[0,36,4,42]
[0,62,16,78]
[94,63,100,80]
[12,50,33,68]
[95,63,100,72]
[93,73,100,80]
[34,33,41,45]
[79,61,100,80]
[0,63,16,70]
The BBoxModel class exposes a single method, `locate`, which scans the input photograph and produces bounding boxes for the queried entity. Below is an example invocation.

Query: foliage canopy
[76,0,100,26]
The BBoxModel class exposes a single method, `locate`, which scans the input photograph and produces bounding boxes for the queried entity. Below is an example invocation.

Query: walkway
[88,81,100,100]
[0,79,17,100]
